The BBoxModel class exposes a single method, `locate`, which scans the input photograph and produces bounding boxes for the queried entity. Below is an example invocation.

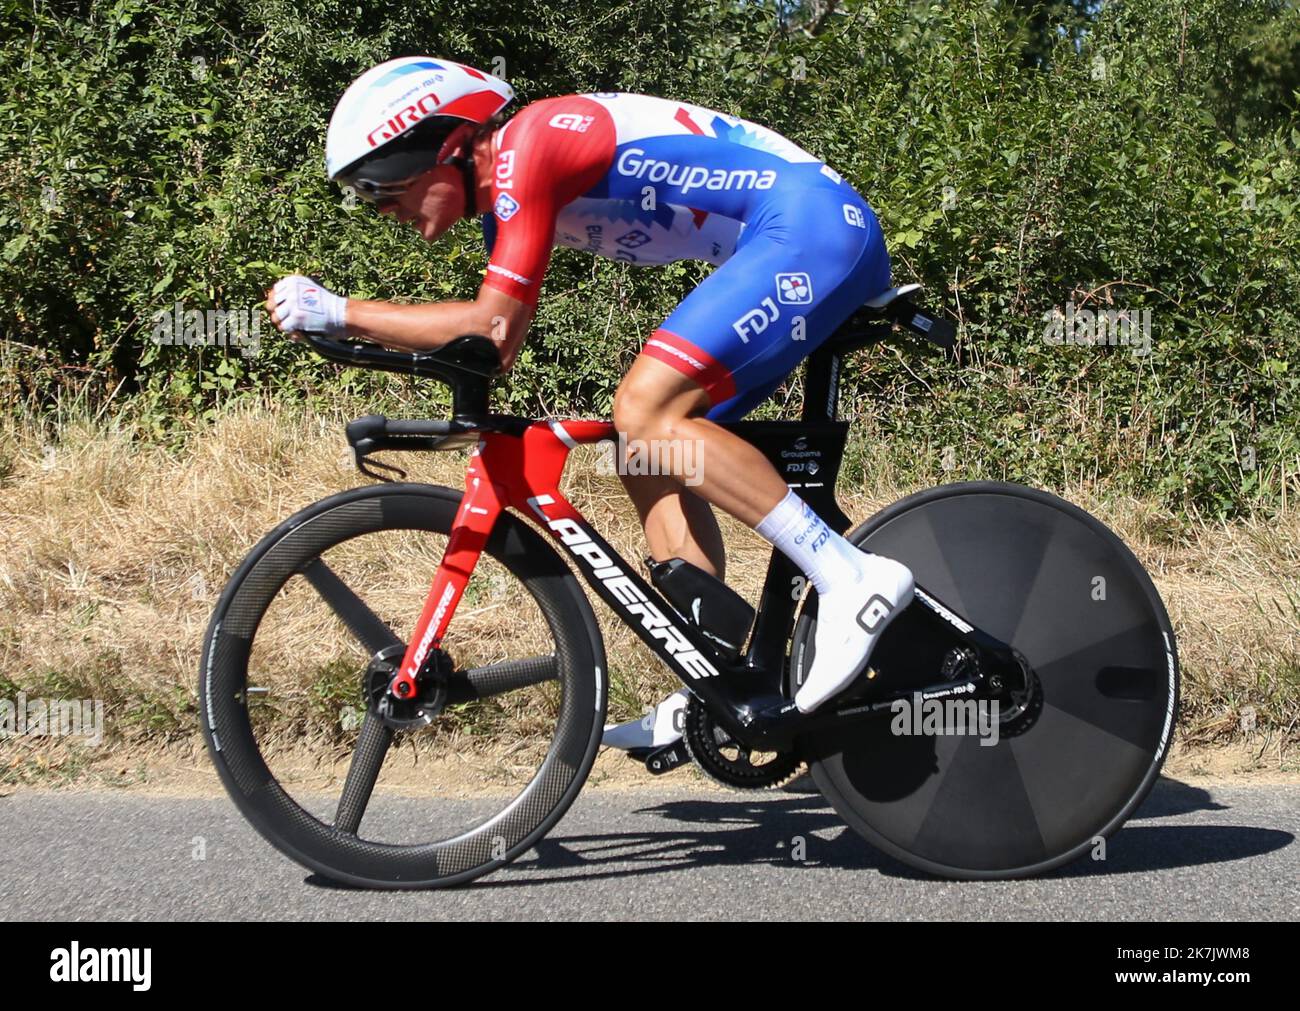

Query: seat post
[800,312,895,424]
[801,344,844,424]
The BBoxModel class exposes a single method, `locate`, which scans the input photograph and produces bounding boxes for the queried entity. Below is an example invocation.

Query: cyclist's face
[378,164,465,240]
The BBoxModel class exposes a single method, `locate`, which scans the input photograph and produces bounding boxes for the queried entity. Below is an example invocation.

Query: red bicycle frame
[389,419,616,699]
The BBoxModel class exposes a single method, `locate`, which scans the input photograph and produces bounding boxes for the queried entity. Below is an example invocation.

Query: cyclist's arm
[344,287,534,370]
[345,98,611,370]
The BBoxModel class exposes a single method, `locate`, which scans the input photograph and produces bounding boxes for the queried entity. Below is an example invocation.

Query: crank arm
[732,674,982,751]
[642,740,691,775]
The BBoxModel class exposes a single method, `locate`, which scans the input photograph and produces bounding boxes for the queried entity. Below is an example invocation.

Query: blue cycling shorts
[638,186,890,421]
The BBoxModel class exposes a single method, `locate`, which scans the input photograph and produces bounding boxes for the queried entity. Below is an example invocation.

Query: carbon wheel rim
[200,484,605,888]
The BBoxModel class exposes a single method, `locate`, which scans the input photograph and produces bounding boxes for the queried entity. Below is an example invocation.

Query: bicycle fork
[385,471,503,701]
[375,422,633,681]
[384,419,769,741]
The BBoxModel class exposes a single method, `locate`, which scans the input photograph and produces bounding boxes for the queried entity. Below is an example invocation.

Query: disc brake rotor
[364,643,449,731]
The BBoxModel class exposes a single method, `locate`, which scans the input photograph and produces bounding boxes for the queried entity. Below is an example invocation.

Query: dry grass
[0,397,1296,789]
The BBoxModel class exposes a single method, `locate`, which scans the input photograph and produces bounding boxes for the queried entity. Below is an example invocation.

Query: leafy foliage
[1,0,1297,516]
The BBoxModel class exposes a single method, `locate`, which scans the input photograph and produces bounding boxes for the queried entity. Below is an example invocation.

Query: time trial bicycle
[199,284,1178,887]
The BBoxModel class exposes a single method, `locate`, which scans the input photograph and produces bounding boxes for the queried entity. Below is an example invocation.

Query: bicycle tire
[199,482,606,889]
[796,481,1179,879]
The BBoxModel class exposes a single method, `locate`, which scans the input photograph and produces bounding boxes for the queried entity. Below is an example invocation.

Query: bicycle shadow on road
[475,777,1292,888]
[1134,776,1231,818]
[1036,775,1293,879]
[298,777,1292,892]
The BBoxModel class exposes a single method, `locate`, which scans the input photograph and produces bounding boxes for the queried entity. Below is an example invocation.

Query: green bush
[1,0,1297,517]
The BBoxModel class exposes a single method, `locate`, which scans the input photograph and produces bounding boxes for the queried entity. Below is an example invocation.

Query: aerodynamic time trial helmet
[325,57,514,203]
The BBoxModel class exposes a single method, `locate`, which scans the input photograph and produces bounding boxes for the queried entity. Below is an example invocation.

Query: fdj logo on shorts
[775,272,813,304]
[494,192,521,221]
[732,298,780,343]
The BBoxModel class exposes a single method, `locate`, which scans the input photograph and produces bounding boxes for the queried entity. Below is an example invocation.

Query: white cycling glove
[271,275,348,336]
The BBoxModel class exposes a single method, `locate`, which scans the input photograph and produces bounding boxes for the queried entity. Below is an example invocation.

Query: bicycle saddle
[862,283,923,309]
[833,284,956,351]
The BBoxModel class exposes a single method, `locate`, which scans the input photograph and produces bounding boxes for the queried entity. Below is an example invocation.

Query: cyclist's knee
[613,371,669,436]
[614,362,709,437]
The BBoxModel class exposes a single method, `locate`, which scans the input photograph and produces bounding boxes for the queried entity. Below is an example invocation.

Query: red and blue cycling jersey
[481,92,890,420]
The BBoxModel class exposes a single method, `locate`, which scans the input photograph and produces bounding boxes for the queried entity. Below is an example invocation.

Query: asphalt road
[1,777,1295,920]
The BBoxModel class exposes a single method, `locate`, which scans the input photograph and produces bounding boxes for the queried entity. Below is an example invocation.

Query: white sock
[755,489,866,594]
[756,491,915,712]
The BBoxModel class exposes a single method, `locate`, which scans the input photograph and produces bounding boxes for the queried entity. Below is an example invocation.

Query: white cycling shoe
[795,554,915,713]
[601,688,689,751]
[604,555,913,732]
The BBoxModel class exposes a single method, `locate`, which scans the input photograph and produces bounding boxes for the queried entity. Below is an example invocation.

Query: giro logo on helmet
[325,56,514,196]
[365,91,443,147]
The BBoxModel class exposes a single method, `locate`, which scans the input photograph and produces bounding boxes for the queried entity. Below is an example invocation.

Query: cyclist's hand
[267,275,348,338]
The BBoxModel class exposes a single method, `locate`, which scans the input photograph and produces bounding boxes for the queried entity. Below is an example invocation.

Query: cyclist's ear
[437,123,476,163]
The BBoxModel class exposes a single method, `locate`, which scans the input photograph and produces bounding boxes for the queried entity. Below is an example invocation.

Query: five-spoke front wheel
[199,483,606,889]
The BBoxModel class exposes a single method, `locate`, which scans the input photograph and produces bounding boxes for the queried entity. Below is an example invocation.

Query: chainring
[682,694,803,790]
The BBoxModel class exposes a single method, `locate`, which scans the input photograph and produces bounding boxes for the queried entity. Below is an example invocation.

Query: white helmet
[325,57,514,202]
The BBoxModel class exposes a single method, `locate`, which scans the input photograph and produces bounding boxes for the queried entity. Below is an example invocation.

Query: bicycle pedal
[643,740,691,775]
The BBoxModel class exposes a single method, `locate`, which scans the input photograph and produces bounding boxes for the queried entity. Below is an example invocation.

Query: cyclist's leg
[617,472,726,578]
[613,358,788,526]
[624,186,887,519]
[619,187,911,713]
[604,357,791,748]
[604,470,713,752]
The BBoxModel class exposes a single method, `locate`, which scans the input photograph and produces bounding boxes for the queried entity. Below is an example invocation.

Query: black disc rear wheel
[797,482,1178,879]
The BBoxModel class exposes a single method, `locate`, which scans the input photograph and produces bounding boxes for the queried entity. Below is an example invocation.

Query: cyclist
[267,57,915,737]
